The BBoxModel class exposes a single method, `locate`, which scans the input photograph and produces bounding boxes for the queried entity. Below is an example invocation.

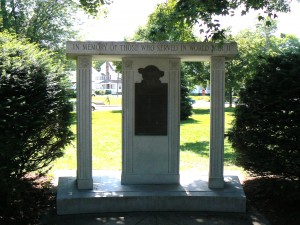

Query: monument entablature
[66,41,237,61]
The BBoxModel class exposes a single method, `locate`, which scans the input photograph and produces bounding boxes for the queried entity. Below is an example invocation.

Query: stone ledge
[57,172,246,215]
[121,173,180,185]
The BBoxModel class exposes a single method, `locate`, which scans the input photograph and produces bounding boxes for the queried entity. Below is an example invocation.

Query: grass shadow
[225,107,235,113]
[192,108,235,115]
[192,108,210,115]
[180,118,200,124]
[180,141,209,156]
[111,110,122,114]
[224,151,237,165]
[181,141,237,163]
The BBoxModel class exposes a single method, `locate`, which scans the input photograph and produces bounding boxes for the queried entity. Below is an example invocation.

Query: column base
[77,178,93,189]
[209,177,224,189]
[121,173,179,185]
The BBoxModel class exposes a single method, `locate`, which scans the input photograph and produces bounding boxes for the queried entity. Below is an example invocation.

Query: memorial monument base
[121,173,179,185]
[57,171,246,215]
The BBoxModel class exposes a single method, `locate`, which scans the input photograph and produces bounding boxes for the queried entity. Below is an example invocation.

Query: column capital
[210,56,225,69]
[77,55,92,68]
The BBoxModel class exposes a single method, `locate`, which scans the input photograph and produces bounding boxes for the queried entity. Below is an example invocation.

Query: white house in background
[191,80,211,95]
[67,62,122,95]
[95,62,122,94]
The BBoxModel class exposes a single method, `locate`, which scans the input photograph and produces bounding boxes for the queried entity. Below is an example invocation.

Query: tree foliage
[79,0,112,17]
[76,0,292,41]
[225,20,300,106]
[174,0,290,41]
[0,0,79,51]
[227,50,300,179]
[0,32,74,182]
[130,0,195,42]
[77,0,291,29]
[129,0,204,120]
[180,69,193,120]
[182,62,210,90]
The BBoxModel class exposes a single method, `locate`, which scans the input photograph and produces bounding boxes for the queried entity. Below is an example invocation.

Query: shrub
[105,89,112,95]
[227,51,300,179]
[68,89,77,98]
[95,90,105,95]
[180,72,193,120]
[0,32,74,202]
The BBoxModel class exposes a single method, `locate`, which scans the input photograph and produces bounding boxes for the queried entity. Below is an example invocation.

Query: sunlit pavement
[193,100,236,108]
[93,105,122,111]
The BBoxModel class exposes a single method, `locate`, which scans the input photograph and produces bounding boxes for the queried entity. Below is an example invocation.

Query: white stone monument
[57,41,246,214]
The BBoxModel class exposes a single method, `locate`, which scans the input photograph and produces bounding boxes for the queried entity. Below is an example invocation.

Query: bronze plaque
[135,65,168,136]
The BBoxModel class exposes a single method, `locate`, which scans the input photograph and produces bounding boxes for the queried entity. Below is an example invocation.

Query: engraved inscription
[67,42,238,56]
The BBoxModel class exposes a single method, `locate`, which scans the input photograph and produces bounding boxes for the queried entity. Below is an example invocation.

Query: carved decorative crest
[138,65,164,85]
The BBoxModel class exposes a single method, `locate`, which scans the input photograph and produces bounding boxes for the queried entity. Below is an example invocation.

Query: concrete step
[57,172,246,215]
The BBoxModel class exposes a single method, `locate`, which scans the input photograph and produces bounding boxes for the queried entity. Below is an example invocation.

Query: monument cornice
[66,41,237,61]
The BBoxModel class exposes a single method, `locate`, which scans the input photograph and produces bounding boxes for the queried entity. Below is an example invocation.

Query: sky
[78,0,300,41]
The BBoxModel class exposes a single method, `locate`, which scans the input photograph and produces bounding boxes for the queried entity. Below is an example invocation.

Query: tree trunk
[0,0,8,30]
[229,87,233,108]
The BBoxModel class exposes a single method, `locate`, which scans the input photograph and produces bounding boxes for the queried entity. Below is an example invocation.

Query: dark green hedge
[228,51,300,179]
[0,32,74,180]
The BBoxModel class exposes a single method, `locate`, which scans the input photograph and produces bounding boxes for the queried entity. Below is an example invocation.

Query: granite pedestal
[57,171,246,215]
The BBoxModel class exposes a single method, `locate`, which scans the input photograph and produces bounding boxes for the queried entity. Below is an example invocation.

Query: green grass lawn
[92,95,122,106]
[52,107,241,172]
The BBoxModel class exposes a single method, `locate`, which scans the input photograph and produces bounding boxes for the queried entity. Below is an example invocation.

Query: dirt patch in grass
[0,175,55,225]
[243,175,300,225]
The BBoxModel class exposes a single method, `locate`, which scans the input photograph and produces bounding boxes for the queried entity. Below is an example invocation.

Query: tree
[181,62,210,90]
[128,0,196,43]
[76,0,293,41]
[173,0,291,41]
[225,19,300,106]
[0,0,79,51]
[129,0,203,120]
[223,29,266,106]
[78,0,112,17]
[130,1,217,118]
[227,50,300,179]
[180,69,193,120]
[0,31,74,183]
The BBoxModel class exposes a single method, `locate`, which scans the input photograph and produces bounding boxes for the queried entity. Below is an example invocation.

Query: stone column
[76,56,93,189]
[122,59,134,175]
[168,59,180,175]
[209,56,225,189]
